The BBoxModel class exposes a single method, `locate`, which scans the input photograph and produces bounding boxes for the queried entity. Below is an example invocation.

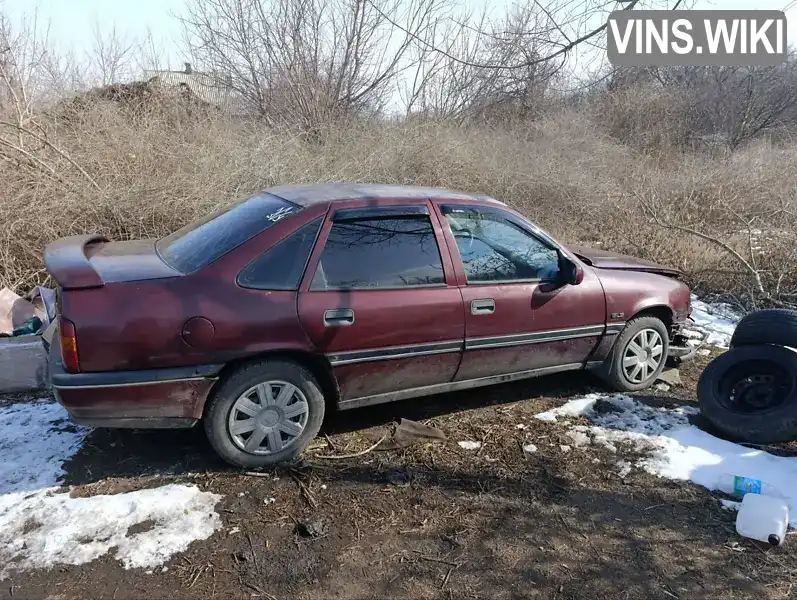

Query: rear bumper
[49,343,222,428]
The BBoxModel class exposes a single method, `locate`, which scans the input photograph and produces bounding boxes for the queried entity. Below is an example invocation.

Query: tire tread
[730,308,797,349]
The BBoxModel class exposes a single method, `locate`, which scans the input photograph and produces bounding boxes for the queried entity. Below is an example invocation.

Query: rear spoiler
[43,234,109,290]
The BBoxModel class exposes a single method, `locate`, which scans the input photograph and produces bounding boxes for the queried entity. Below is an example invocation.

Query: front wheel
[603,316,670,392]
[204,360,325,468]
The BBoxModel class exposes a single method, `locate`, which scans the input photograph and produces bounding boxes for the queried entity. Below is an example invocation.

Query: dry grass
[0,87,795,304]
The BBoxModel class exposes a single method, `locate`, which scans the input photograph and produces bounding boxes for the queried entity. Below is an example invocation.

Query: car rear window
[156,193,300,273]
[237,218,322,290]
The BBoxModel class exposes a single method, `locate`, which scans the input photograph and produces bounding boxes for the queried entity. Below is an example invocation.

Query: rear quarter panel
[66,204,329,372]
[63,280,313,371]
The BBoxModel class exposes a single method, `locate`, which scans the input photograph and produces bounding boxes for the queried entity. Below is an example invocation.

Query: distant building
[143,63,244,113]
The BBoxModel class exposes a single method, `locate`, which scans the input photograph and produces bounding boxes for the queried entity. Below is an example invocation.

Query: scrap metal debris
[377,418,447,451]
[313,418,446,459]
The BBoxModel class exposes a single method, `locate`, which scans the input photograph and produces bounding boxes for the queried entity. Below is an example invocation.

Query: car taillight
[60,317,80,373]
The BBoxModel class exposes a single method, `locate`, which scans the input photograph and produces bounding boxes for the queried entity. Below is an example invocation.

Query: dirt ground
[3,352,797,600]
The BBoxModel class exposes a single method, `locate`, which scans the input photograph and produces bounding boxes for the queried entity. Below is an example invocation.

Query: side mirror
[561,256,584,286]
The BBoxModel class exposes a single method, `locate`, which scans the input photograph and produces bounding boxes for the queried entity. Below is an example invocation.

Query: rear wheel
[204,360,325,468]
[604,316,670,392]
[697,345,797,444]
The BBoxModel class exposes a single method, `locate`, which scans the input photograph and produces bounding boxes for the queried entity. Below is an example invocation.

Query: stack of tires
[698,309,797,444]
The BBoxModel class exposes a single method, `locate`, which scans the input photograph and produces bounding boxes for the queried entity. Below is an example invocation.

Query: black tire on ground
[730,308,797,349]
[603,316,670,392]
[697,345,797,444]
[204,359,326,468]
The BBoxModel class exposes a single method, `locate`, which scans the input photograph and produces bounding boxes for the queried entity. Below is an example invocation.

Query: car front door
[298,203,465,405]
[436,203,606,382]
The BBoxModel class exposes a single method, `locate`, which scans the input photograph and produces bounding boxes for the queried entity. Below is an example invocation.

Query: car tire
[204,359,325,469]
[697,345,797,444]
[603,316,670,392]
[730,308,797,349]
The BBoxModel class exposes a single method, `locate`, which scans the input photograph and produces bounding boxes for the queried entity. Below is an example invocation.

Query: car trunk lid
[86,239,181,284]
[44,235,180,290]
[568,245,682,278]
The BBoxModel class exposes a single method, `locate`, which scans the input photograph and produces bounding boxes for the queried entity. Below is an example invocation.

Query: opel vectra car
[44,184,693,467]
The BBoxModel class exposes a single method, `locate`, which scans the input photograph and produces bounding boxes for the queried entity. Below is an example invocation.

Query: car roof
[264,183,505,208]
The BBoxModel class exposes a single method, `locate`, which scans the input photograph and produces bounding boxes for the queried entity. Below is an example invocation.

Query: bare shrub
[591,84,692,154]
[607,60,797,153]
[0,2,795,308]
[1,87,794,307]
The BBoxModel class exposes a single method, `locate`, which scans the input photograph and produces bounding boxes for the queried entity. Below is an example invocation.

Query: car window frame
[305,206,449,292]
[235,216,324,291]
[439,204,565,286]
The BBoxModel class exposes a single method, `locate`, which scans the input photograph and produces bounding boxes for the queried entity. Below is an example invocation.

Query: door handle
[324,308,355,327]
[471,298,495,315]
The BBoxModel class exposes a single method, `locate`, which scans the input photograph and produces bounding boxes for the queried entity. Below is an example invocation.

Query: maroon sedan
[44,184,692,467]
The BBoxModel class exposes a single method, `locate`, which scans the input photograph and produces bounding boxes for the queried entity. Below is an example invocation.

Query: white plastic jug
[735,493,789,546]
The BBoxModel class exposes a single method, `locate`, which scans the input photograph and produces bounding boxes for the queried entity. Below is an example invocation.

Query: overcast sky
[3,0,796,75]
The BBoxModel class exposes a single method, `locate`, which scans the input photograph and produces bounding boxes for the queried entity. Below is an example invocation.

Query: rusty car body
[44,184,693,467]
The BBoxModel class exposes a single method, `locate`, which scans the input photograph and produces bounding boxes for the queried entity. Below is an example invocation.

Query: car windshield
[156,192,300,273]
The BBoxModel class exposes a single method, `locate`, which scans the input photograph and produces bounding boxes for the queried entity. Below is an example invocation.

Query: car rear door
[435,203,606,382]
[297,202,465,405]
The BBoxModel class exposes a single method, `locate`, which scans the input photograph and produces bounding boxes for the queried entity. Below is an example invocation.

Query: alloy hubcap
[622,329,664,384]
[228,381,309,455]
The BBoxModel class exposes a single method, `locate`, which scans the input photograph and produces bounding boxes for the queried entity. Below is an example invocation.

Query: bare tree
[0,9,88,110]
[1,11,42,123]
[0,10,100,190]
[375,0,688,75]
[86,20,137,86]
[180,0,447,130]
[689,62,797,150]
[404,4,563,122]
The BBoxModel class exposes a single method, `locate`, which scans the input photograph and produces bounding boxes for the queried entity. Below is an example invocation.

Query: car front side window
[442,207,561,284]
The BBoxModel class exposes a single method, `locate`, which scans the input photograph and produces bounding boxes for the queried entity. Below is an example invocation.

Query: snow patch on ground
[535,396,597,422]
[458,441,482,450]
[535,394,797,526]
[2,484,221,572]
[687,295,742,348]
[566,427,591,448]
[0,401,88,494]
[0,400,223,577]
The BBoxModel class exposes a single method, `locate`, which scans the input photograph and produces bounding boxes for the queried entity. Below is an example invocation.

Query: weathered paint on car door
[297,200,466,402]
[434,203,607,381]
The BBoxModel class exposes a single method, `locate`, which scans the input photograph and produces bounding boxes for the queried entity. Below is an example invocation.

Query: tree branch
[363,0,642,70]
